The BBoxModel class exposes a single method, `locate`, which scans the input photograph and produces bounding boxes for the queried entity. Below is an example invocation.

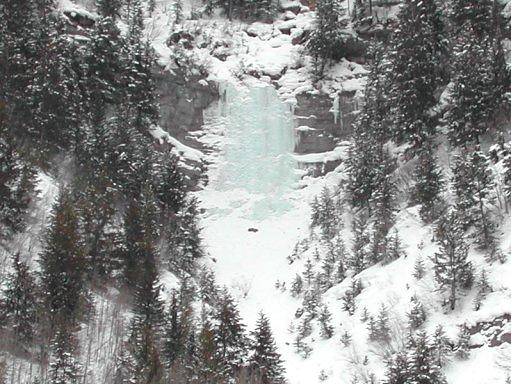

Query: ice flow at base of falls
[203,81,298,219]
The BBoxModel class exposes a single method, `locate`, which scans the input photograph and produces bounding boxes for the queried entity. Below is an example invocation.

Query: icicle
[332,93,340,125]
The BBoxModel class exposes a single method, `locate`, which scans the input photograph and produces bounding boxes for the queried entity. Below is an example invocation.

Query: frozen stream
[198,80,314,382]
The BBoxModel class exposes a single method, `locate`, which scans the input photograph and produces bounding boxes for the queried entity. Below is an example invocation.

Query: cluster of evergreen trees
[346,0,509,307]
[292,0,510,374]
[306,0,365,77]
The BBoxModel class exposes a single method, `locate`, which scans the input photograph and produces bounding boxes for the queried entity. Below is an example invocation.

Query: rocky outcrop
[293,89,360,176]
[155,69,218,147]
[294,90,359,152]
[155,68,218,188]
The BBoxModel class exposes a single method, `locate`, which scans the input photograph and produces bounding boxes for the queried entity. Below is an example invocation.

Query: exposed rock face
[293,89,360,176]
[155,68,218,147]
[294,90,359,153]
[155,68,218,188]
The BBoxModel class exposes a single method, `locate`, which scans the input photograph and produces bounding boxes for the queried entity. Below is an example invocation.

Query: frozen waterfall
[204,81,298,218]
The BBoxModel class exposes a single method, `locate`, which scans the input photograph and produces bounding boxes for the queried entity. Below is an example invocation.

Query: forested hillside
[1,0,511,383]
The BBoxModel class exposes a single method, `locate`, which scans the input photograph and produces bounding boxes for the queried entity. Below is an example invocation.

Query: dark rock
[63,10,95,28]
[167,31,195,47]
[292,29,310,45]
[154,68,218,188]
[248,228,259,232]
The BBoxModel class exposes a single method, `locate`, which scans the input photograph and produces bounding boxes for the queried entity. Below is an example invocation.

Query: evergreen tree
[431,325,451,368]
[407,332,446,384]
[85,14,124,125]
[153,150,186,215]
[413,257,426,280]
[212,289,248,377]
[306,0,348,76]
[407,296,426,330]
[97,0,123,19]
[0,137,36,234]
[0,0,39,141]
[375,304,391,342]
[413,142,444,222]
[249,312,285,384]
[369,150,398,262]
[446,28,501,146]
[166,197,204,275]
[48,329,82,384]
[302,259,314,289]
[452,148,497,253]
[0,253,38,344]
[433,212,472,310]
[39,189,85,329]
[450,0,494,38]
[30,22,85,151]
[473,269,492,311]
[163,293,186,367]
[454,323,471,360]
[121,1,159,134]
[340,330,351,347]
[346,45,391,209]
[348,214,369,274]
[196,318,221,383]
[128,239,165,384]
[388,0,443,147]
[290,274,303,297]
[122,190,159,288]
[384,352,408,384]
[318,305,334,339]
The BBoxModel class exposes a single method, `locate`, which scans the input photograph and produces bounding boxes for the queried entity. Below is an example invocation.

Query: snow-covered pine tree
[0,253,38,345]
[342,290,355,316]
[388,0,443,147]
[431,325,451,368]
[433,211,472,310]
[407,295,426,330]
[454,323,471,360]
[383,352,408,384]
[249,312,285,383]
[349,213,369,274]
[163,292,186,368]
[376,304,391,342]
[450,0,494,38]
[48,329,82,384]
[128,221,165,384]
[413,141,444,222]
[290,274,303,297]
[30,21,85,152]
[96,0,123,19]
[407,331,446,384]
[306,0,347,77]
[213,289,248,378]
[473,269,492,311]
[165,197,204,275]
[452,148,497,255]
[346,44,390,209]
[369,150,398,264]
[121,0,159,135]
[318,305,334,339]
[84,13,124,126]
[122,190,159,288]
[413,257,426,280]
[0,136,36,234]
[1,0,40,141]
[153,150,186,215]
[446,28,499,147]
[39,188,86,330]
